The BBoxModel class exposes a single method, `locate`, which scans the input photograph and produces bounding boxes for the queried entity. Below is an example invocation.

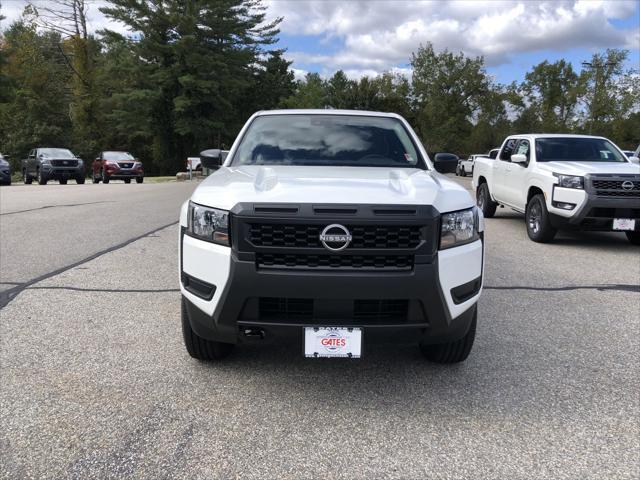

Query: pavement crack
[27,286,180,293]
[1,201,114,216]
[485,284,639,293]
[0,221,178,310]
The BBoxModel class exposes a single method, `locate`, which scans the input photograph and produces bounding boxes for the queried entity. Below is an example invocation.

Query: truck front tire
[525,194,556,243]
[37,169,47,185]
[476,183,497,218]
[420,308,476,363]
[181,298,234,361]
[23,170,33,184]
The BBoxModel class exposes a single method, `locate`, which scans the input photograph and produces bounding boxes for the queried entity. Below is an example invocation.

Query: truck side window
[500,139,517,161]
[515,140,530,159]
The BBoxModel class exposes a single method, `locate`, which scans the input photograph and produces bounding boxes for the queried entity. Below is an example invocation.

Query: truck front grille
[51,160,78,167]
[249,224,422,249]
[118,162,134,168]
[591,178,640,198]
[256,253,413,271]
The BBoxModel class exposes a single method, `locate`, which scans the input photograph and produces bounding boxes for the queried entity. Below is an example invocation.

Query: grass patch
[144,176,177,183]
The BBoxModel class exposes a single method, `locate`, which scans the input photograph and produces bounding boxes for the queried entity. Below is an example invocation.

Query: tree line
[1,0,638,176]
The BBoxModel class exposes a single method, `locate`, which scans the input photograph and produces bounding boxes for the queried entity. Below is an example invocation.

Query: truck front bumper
[550,188,640,232]
[41,165,84,179]
[180,230,483,346]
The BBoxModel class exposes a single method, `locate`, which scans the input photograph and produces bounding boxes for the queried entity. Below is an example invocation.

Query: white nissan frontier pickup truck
[179,110,484,363]
[473,134,640,244]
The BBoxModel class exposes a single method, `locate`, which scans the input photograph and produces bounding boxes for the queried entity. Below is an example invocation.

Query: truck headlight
[440,208,479,249]
[188,202,230,246]
[555,174,584,189]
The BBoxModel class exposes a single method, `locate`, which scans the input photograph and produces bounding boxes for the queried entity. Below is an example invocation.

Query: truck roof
[506,133,608,140]
[254,109,403,119]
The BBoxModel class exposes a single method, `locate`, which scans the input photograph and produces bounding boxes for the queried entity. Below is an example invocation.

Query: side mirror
[200,149,223,169]
[511,154,527,164]
[489,150,498,159]
[433,153,459,174]
[628,156,640,164]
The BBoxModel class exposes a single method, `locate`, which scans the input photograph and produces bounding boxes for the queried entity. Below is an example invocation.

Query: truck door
[492,138,517,203]
[503,139,531,209]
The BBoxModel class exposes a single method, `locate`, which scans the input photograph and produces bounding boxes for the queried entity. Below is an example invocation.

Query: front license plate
[613,218,635,231]
[304,327,362,358]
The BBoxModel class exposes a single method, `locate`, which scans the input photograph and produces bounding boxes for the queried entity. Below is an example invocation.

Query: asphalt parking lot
[1,177,638,479]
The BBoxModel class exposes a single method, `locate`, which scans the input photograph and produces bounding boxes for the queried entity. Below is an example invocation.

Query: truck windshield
[536,138,627,163]
[231,114,424,168]
[40,148,75,158]
[103,151,134,161]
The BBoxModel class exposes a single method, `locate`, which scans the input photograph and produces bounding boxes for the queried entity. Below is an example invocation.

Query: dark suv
[92,151,144,184]
[23,148,85,185]
[0,154,11,185]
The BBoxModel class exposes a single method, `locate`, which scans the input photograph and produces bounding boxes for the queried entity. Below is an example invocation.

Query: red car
[92,151,144,184]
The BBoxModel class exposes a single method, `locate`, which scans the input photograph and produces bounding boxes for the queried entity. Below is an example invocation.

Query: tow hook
[243,327,266,339]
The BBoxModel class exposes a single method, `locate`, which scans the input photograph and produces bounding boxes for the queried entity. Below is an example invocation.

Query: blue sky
[2,0,639,85]
[265,0,640,84]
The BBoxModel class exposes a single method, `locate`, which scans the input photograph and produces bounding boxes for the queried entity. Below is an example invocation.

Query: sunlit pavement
[1,177,638,478]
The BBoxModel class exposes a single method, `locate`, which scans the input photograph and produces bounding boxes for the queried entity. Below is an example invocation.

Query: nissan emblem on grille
[622,181,634,191]
[319,224,352,252]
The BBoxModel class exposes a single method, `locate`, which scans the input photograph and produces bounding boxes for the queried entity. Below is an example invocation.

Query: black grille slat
[249,224,421,249]
[255,298,412,324]
[256,253,413,271]
[354,300,409,319]
[259,297,313,320]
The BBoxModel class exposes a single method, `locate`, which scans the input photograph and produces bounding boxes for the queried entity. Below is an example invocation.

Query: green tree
[326,70,355,108]
[579,49,632,136]
[411,43,490,154]
[515,59,580,132]
[0,22,72,171]
[282,72,327,108]
[25,0,101,160]
[100,0,281,173]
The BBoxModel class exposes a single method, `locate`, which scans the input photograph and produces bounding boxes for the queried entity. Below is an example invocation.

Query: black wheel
[136,177,143,184]
[76,176,85,184]
[92,172,99,183]
[23,169,33,184]
[455,166,460,176]
[59,179,68,185]
[476,183,497,218]
[420,308,477,363]
[461,167,466,177]
[37,169,47,185]
[181,298,234,361]
[626,232,640,245]
[102,170,110,184]
[124,178,131,184]
[526,194,557,243]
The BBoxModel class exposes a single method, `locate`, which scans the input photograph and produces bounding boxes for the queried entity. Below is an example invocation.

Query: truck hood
[191,166,473,213]
[536,161,640,176]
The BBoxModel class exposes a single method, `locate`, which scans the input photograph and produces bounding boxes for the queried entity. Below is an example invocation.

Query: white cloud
[2,0,637,78]
[267,0,639,71]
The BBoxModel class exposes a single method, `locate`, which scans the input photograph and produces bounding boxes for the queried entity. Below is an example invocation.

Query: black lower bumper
[551,195,640,231]
[108,171,143,179]
[42,167,84,179]
[182,250,479,346]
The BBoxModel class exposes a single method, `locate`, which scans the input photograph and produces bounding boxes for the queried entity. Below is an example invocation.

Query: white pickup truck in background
[472,134,640,244]
[456,154,483,177]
